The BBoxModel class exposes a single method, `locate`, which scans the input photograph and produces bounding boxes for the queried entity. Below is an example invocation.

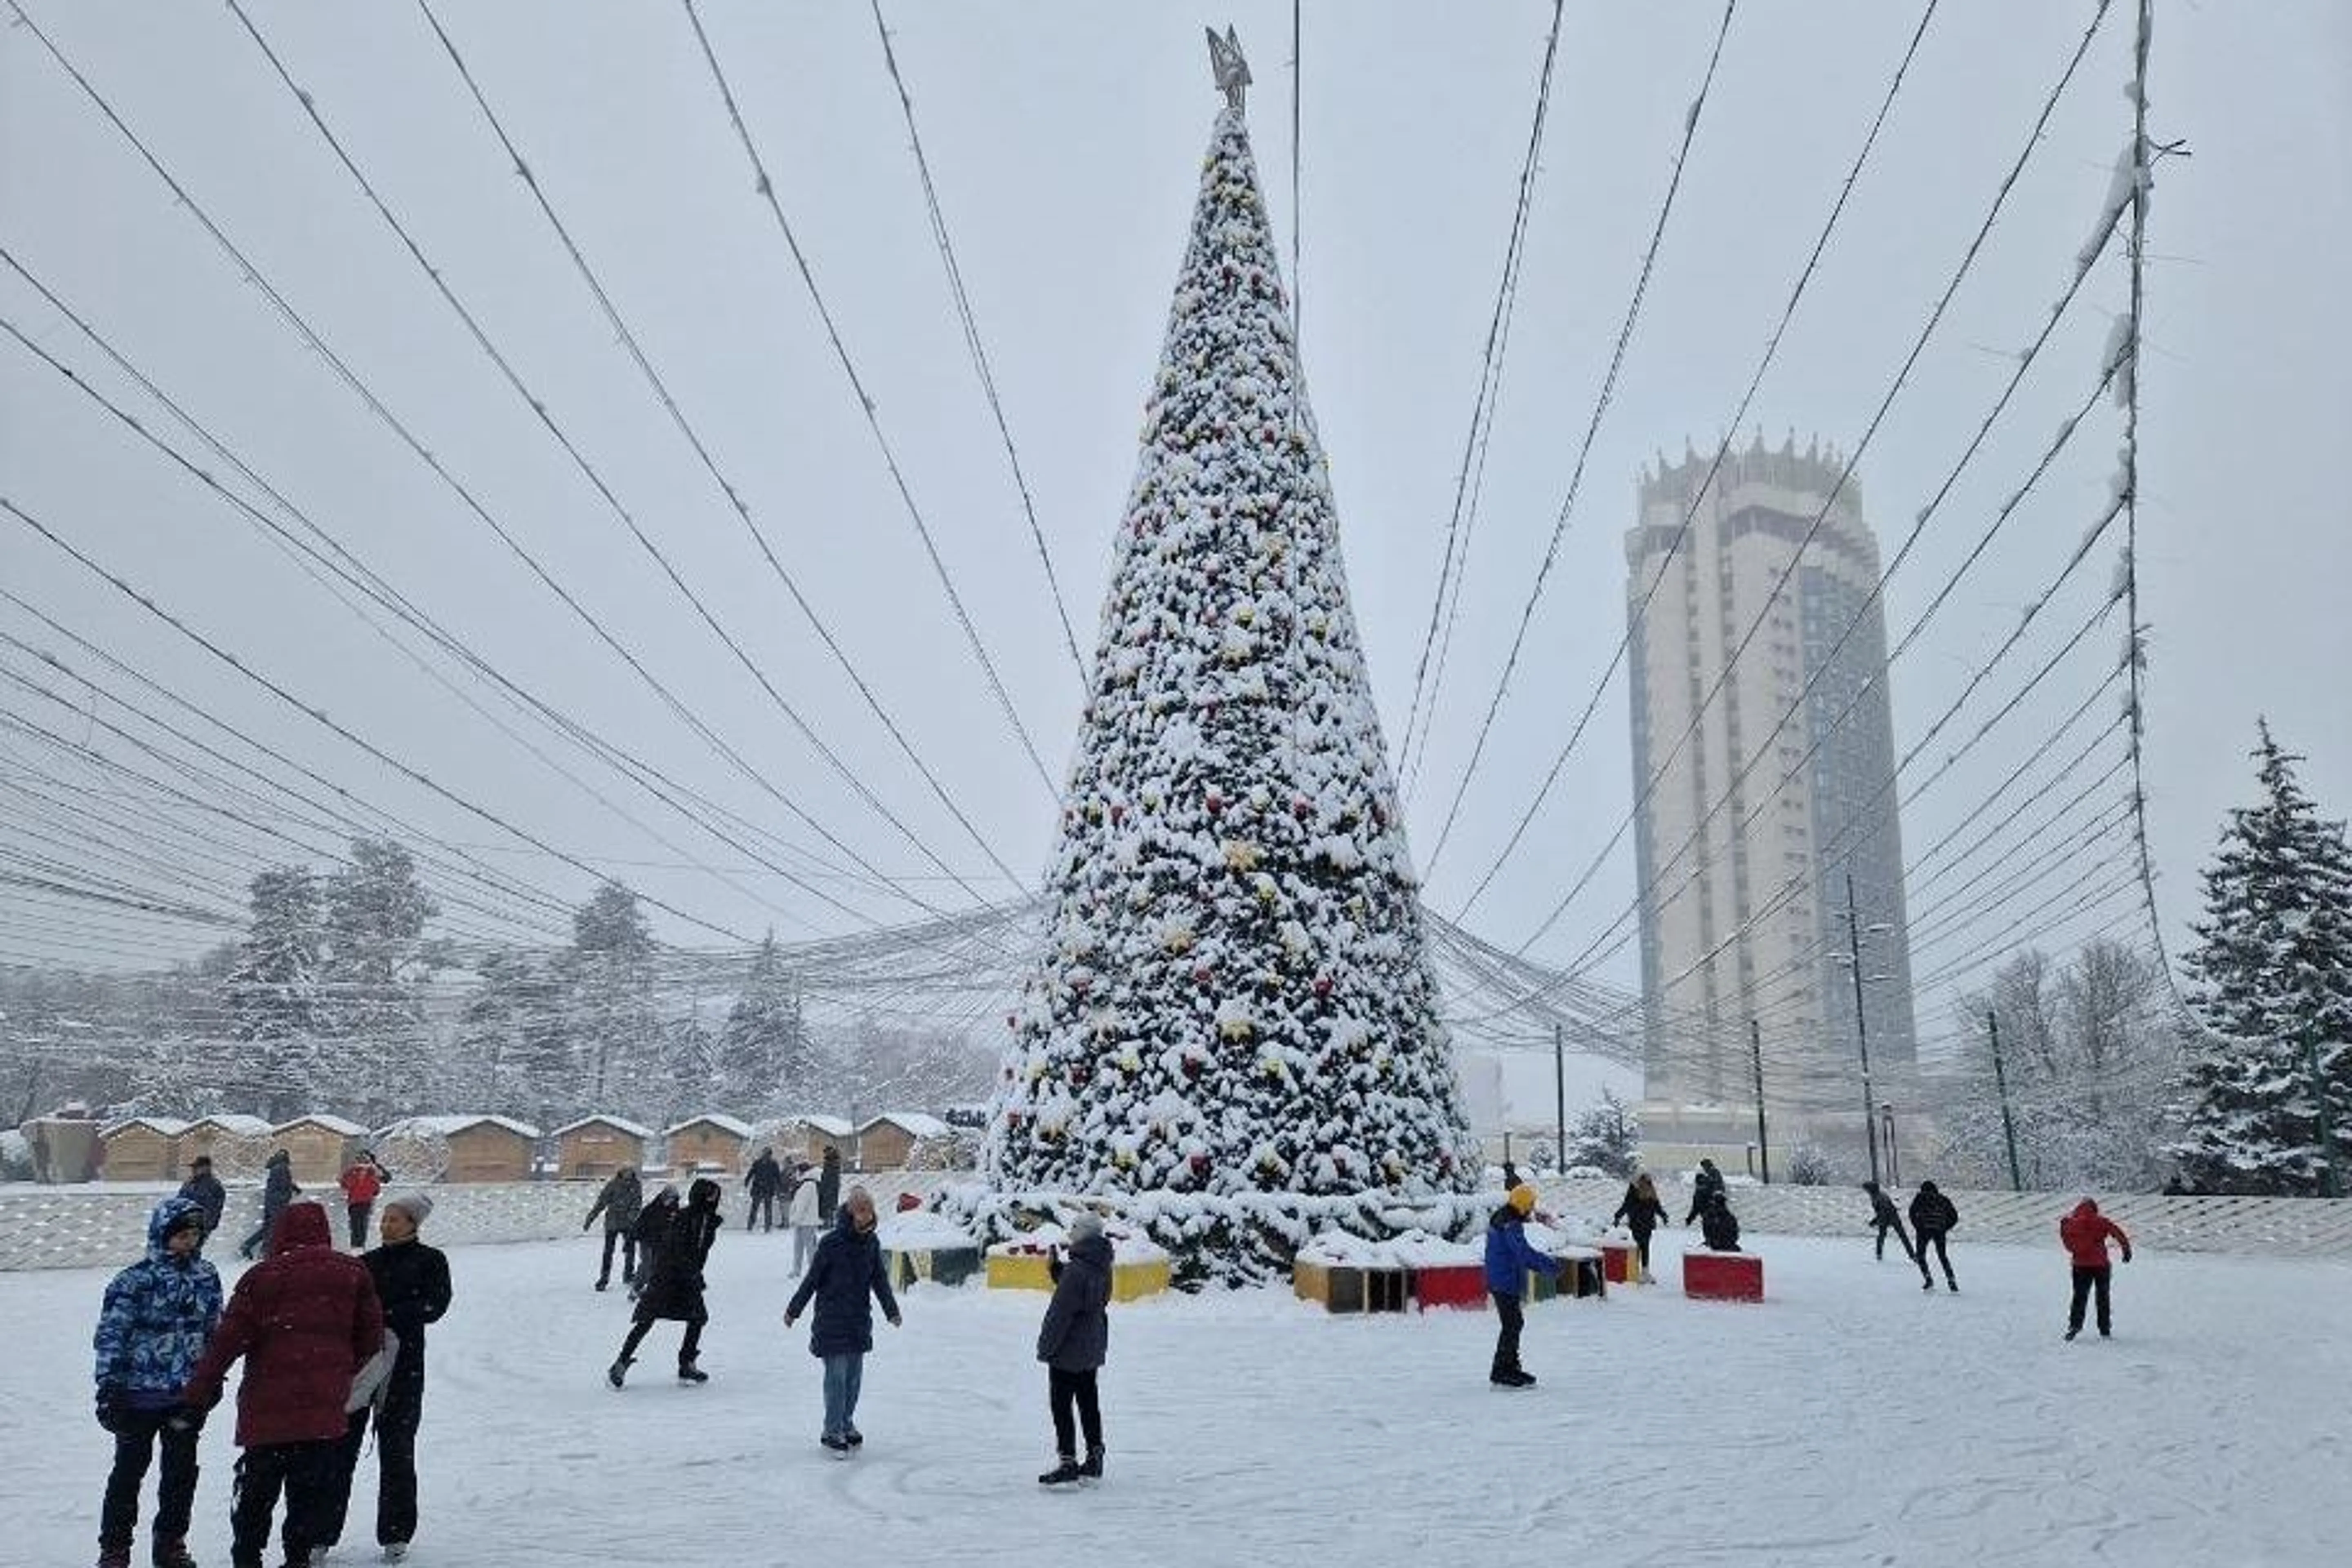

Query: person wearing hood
[2058,1198,2132,1340]
[1908,1181,1960,1292]
[786,1163,822,1276]
[1683,1158,1726,1225]
[92,1196,223,1568]
[745,1147,785,1233]
[815,1145,843,1225]
[783,1186,901,1453]
[583,1165,644,1292]
[1611,1172,1669,1283]
[319,1193,451,1561]
[1699,1188,1742,1252]
[183,1200,383,1568]
[1035,1213,1113,1486]
[1484,1185,1562,1389]
[1862,1180,1917,1265]
[627,1183,682,1302]
[236,1149,301,1262]
[608,1178,723,1388]
[338,1150,388,1251]
[177,1155,227,1242]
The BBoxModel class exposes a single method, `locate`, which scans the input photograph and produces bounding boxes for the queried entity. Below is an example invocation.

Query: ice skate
[1038,1454,1084,1486]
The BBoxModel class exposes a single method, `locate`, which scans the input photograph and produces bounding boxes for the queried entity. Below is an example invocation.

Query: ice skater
[236,1149,300,1261]
[1035,1213,1112,1486]
[783,1187,901,1453]
[91,1196,222,1568]
[2059,1198,2132,1340]
[745,1146,784,1233]
[338,1149,388,1250]
[1484,1185,1561,1389]
[1909,1180,1959,1292]
[318,1192,451,1562]
[1611,1171,1668,1282]
[787,1164,821,1275]
[1862,1180,1915,1263]
[177,1154,227,1243]
[609,1178,723,1387]
[582,1165,644,1291]
[627,1183,682,1301]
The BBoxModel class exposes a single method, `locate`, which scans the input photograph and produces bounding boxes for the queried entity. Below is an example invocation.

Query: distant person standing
[1034,1214,1113,1486]
[816,1145,843,1226]
[1909,1181,1960,1292]
[1862,1180,1916,1264]
[582,1165,644,1292]
[1682,1158,1725,1225]
[787,1165,822,1276]
[2058,1198,2133,1341]
[1483,1185,1561,1389]
[338,1150,388,1250]
[237,1150,300,1261]
[745,1147,784,1234]
[784,1187,901,1454]
[177,1155,227,1242]
[91,1196,222,1568]
[183,1202,384,1568]
[1610,1172,1669,1283]
[608,1178,723,1388]
[1698,1188,1743,1253]
[320,1193,451,1562]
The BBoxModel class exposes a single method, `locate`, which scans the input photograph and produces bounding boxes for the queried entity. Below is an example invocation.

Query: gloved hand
[94,1384,124,1433]
[165,1405,205,1435]
[2121,1247,2133,1263]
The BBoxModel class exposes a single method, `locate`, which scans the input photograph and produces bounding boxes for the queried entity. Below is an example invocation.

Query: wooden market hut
[396,1115,540,1183]
[768,1114,854,1168]
[177,1114,276,1172]
[273,1115,369,1186]
[97,1117,191,1182]
[855,1112,951,1171]
[552,1116,652,1181]
[664,1114,752,1176]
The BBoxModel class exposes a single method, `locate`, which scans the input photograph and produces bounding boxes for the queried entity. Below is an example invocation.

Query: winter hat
[382,1192,434,1225]
[1069,1212,1106,1243]
[162,1203,206,1239]
[1507,1184,1538,1215]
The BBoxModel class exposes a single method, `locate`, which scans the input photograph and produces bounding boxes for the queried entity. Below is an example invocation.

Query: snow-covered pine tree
[224,866,324,1120]
[719,933,813,1114]
[561,882,657,1111]
[2174,722,2352,1194]
[320,837,439,1122]
[987,91,1473,1202]
[1561,1089,1642,1178]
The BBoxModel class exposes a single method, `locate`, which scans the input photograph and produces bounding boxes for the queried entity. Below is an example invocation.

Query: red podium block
[1597,1240,1640,1286]
[1682,1250,1763,1302]
[1413,1261,1489,1311]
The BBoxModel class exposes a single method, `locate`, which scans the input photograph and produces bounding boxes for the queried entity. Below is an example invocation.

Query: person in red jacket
[183,1200,384,1568]
[338,1151,388,1250]
[2058,1198,2133,1341]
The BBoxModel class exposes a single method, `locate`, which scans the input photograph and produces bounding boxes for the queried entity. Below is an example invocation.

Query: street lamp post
[1844,872,1882,1188]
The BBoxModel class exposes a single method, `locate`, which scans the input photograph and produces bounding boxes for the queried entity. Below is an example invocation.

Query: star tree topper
[1206,25,1251,113]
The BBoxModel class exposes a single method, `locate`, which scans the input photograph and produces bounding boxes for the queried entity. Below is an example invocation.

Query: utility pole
[1749,1018,1771,1184]
[2307,1020,2342,1199]
[1988,1010,2025,1194]
[1552,1021,1567,1177]
[1846,872,1881,1187]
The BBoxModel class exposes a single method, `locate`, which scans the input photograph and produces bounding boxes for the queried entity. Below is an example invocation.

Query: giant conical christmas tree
[988,60,1474,1201]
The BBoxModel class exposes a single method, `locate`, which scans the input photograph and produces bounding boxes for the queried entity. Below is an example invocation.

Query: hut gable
[98,1117,192,1183]
[855,1112,953,1171]
[552,1116,653,1181]
[382,1115,541,1183]
[273,1115,369,1185]
[663,1114,752,1176]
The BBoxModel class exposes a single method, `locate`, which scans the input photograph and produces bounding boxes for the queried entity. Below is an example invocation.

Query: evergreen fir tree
[319,837,439,1120]
[563,882,657,1109]
[224,866,323,1120]
[662,1013,719,1127]
[987,91,1473,1200]
[455,949,533,1115]
[2174,722,2352,1194]
[719,933,812,1115]
[1561,1089,1642,1178]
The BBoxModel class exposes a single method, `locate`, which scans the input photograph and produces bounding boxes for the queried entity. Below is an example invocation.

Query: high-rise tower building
[1625,436,1917,1166]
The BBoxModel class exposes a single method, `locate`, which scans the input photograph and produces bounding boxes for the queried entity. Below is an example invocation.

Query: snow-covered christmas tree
[987,46,1474,1207]
[2173,722,2352,1195]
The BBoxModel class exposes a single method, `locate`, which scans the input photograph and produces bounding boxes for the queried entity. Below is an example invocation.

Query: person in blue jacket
[1484,1185,1561,1389]
[782,1186,901,1454]
[92,1195,223,1568]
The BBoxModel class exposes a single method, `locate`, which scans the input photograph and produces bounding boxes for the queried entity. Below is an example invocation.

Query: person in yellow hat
[1483,1185,1561,1388]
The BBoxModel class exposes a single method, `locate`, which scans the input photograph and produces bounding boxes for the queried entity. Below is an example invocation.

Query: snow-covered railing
[0,1172,944,1272]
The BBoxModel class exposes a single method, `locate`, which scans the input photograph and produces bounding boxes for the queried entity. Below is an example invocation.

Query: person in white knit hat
[318,1192,450,1564]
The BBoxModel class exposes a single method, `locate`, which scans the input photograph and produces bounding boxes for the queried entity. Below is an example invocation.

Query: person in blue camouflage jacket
[92,1195,223,1568]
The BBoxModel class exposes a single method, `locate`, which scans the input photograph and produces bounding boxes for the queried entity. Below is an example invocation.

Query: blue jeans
[821,1353,864,1439]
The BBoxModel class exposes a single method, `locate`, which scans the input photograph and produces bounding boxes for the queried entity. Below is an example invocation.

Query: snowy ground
[6,1226,2345,1567]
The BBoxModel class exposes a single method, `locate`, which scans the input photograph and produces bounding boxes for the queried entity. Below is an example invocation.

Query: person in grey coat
[582,1166,644,1291]
[236,1150,300,1261]
[1034,1213,1112,1486]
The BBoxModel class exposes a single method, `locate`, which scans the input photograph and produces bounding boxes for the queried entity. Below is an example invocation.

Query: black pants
[597,1228,638,1285]
[347,1202,373,1250]
[1629,1228,1655,1271]
[238,1208,283,1260]
[1874,1218,1915,1261]
[1917,1231,1955,1285]
[230,1439,339,1568]
[99,1406,201,1551]
[1490,1291,1525,1375]
[619,1311,706,1367]
[1047,1366,1103,1457]
[2068,1265,2114,1335]
[748,1193,778,1232]
[321,1378,423,1548]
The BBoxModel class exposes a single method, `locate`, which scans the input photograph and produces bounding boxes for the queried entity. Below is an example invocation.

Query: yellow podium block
[987,1247,1172,1301]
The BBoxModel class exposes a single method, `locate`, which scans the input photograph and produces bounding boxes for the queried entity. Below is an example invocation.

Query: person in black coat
[178,1155,227,1241]
[583,1166,644,1291]
[609,1179,722,1388]
[815,1147,843,1226]
[626,1184,681,1302]
[1862,1180,1917,1263]
[320,1193,452,1559]
[783,1187,900,1454]
[1699,1189,1742,1252]
[236,1150,300,1260]
[1610,1172,1669,1280]
[745,1148,784,1234]
[1035,1214,1113,1486]
[1682,1158,1725,1226]
[1908,1180,1959,1292]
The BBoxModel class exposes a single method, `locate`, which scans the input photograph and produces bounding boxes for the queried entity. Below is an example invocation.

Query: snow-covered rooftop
[187,1114,273,1136]
[277,1114,368,1136]
[553,1116,653,1140]
[775,1113,854,1138]
[386,1114,541,1140]
[861,1112,951,1139]
[100,1116,191,1137]
[665,1114,753,1138]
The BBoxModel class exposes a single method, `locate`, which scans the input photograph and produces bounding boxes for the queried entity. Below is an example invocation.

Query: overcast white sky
[2,2,2347,1034]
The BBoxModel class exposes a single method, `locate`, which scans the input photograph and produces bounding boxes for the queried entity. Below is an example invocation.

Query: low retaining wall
[0,1173,942,1272]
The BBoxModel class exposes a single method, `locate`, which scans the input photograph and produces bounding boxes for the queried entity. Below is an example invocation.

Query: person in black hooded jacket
[609,1178,722,1388]
[626,1184,681,1302]
[319,1192,451,1560]
[1863,1180,1917,1263]
[1908,1181,1959,1291]
[1034,1213,1113,1486]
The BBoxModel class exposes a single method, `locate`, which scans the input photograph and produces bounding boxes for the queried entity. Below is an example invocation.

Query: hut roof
[187,1114,274,1136]
[778,1113,855,1137]
[860,1111,951,1139]
[389,1114,542,1140]
[101,1116,192,1137]
[276,1114,368,1136]
[664,1114,753,1138]
[553,1115,654,1140]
